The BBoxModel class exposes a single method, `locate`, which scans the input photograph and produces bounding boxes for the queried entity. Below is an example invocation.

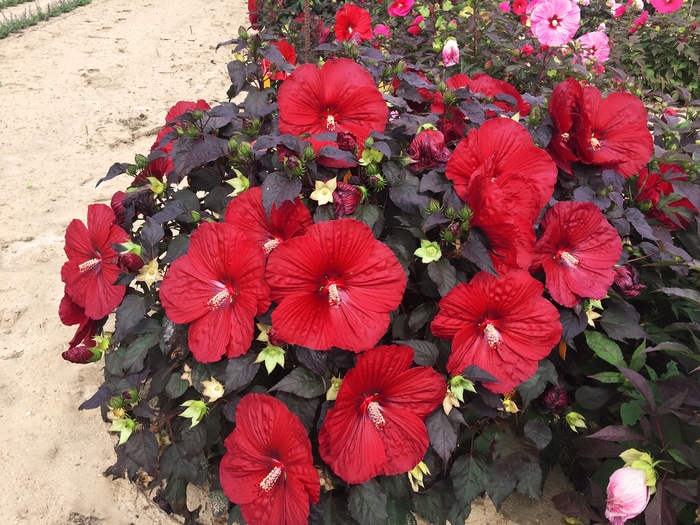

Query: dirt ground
[0,1,570,524]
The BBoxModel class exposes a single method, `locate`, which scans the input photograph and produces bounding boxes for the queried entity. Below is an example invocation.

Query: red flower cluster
[277,58,388,168]
[635,164,698,230]
[319,345,444,483]
[220,394,319,525]
[431,270,562,393]
[548,79,652,177]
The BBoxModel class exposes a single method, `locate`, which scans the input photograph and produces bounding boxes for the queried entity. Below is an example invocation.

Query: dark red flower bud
[692,23,698,30]
[521,44,534,57]
[612,264,646,298]
[541,384,568,410]
[409,129,452,172]
[333,181,362,217]
[277,144,302,171]
[61,345,95,364]
[337,131,358,152]
[118,253,144,273]
[447,222,461,238]
[319,27,332,44]
[267,328,286,347]
[111,191,126,226]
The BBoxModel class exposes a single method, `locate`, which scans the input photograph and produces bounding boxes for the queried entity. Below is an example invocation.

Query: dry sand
[0,1,569,523]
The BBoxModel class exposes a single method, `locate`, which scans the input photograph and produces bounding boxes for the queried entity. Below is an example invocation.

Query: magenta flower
[651,0,683,13]
[499,1,511,11]
[576,31,610,63]
[374,24,392,38]
[605,467,651,525]
[388,0,414,16]
[530,0,581,46]
[442,38,460,67]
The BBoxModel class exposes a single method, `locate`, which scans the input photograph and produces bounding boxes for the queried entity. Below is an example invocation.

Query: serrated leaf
[427,259,457,297]
[426,409,457,464]
[559,306,588,341]
[170,134,230,182]
[225,353,260,391]
[243,86,276,116]
[515,462,542,499]
[586,425,645,441]
[452,455,489,507]
[113,295,148,342]
[659,287,700,307]
[161,233,189,264]
[515,360,558,407]
[460,236,498,277]
[141,217,164,247]
[262,172,302,214]
[620,401,644,425]
[295,347,328,377]
[599,299,647,341]
[396,340,438,366]
[160,443,199,483]
[349,480,389,525]
[166,374,189,399]
[524,420,552,451]
[486,460,517,510]
[386,498,417,525]
[619,367,655,411]
[124,429,158,476]
[353,204,381,231]
[625,207,657,240]
[584,330,625,367]
[575,385,616,409]
[270,367,325,398]
[408,303,438,333]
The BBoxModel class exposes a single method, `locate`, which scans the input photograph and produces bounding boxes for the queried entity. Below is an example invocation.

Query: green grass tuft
[0,0,92,40]
[0,0,36,10]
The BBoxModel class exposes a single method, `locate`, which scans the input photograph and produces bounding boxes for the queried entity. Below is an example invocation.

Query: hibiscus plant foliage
[59,1,700,525]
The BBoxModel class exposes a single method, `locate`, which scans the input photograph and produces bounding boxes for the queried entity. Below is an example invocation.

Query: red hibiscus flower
[334,4,373,42]
[547,78,583,175]
[445,118,557,224]
[576,85,652,177]
[159,222,270,362]
[469,73,531,116]
[61,204,129,320]
[266,220,406,352]
[532,201,622,308]
[224,187,313,254]
[318,345,444,484]
[277,58,388,168]
[59,293,97,348]
[220,394,320,525]
[261,39,297,81]
[431,270,562,393]
[248,0,260,29]
[513,0,528,14]
[635,164,698,230]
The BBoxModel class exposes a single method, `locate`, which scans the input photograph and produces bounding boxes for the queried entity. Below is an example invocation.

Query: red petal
[379,407,431,476]
[165,100,210,124]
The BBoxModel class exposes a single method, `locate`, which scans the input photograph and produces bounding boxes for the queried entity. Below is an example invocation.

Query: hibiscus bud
[337,131,358,152]
[302,145,316,162]
[61,345,100,364]
[135,154,148,170]
[612,264,646,298]
[432,38,443,53]
[238,26,249,40]
[427,199,441,214]
[521,43,534,56]
[368,173,386,190]
[394,61,407,74]
[277,144,302,171]
[122,388,140,404]
[238,141,252,158]
[458,206,473,222]
[409,129,452,172]
[319,27,332,44]
[334,181,362,217]
[184,124,199,138]
[540,384,568,410]
[442,38,460,67]
[243,118,261,135]
[502,398,519,413]
[326,376,343,401]
[605,467,652,525]
[228,139,239,153]
[179,399,208,428]
[638,198,653,213]
[443,89,457,106]
[118,252,144,273]
[364,137,375,148]
[111,191,126,226]
[692,22,698,30]
[108,395,125,410]
[444,206,456,218]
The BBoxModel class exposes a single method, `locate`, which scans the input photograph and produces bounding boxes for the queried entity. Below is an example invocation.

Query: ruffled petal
[379,407,432,477]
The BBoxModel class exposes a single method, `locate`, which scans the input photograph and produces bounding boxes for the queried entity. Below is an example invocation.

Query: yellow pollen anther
[79,258,100,273]
[263,238,281,254]
[207,289,231,310]
[367,401,386,429]
[551,18,558,26]
[326,115,336,130]
[483,323,501,349]
[559,251,579,268]
[260,466,282,492]
[590,136,601,150]
[328,283,341,307]
[561,132,570,142]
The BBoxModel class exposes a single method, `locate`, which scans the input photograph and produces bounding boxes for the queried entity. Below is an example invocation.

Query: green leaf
[349,480,389,525]
[584,330,625,367]
[589,371,625,384]
[225,353,260,391]
[515,462,542,499]
[270,367,325,398]
[413,487,448,525]
[629,341,647,372]
[353,204,382,231]
[620,401,644,426]
[486,459,517,510]
[427,259,458,297]
[386,498,417,525]
[165,374,189,399]
[659,287,700,307]
[451,455,489,508]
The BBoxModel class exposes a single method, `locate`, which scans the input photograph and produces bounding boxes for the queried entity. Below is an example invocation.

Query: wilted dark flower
[319,27,332,44]
[337,131,358,152]
[612,264,646,298]
[333,182,362,217]
[409,129,452,172]
[111,191,126,227]
[118,253,144,273]
[62,345,96,364]
[541,384,568,410]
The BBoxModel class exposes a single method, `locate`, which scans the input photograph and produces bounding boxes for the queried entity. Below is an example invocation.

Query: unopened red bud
[612,264,646,298]
[319,27,332,44]
[333,181,362,217]
[118,253,144,273]
[409,129,451,172]
[61,345,96,364]
[541,384,568,410]
[337,131,358,152]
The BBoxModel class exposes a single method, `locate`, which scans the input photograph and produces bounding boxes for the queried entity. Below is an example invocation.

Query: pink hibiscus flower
[530,0,581,46]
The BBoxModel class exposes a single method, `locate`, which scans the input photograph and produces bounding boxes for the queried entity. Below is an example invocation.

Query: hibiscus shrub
[60,7,700,525]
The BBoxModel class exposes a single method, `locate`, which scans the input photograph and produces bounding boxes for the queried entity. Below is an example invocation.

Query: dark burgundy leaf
[295,346,328,377]
[170,135,230,182]
[113,295,148,342]
[586,425,646,441]
[426,408,458,464]
[141,217,164,247]
[243,87,276,116]
[600,299,648,341]
[97,162,131,186]
[79,384,113,411]
[317,146,358,164]
[644,484,675,525]
[124,429,159,476]
[462,365,500,383]
[225,353,260,392]
[620,367,656,412]
[460,236,498,277]
[262,172,302,214]
[559,306,588,341]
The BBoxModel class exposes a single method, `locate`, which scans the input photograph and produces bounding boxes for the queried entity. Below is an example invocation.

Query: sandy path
[0,2,568,524]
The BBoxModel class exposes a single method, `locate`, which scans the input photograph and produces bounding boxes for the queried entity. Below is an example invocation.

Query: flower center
[590,135,601,150]
[207,288,233,310]
[558,250,579,267]
[482,322,502,349]
[79,258,100,273]
[327,283,341,307]
[561,132,570,142]
[326,114,337,131]
[263,238,281,254]
[549,17,559,27]
[348,26,354,34]
[259,465,283,492]
[366,399,386,429]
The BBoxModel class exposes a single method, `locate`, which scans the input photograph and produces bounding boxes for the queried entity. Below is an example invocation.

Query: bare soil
[0,1,571,523]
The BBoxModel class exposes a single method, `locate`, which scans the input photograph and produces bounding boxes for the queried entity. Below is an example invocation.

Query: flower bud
[442,89,457,106]
[228,138,239,153]
[605,467,651,525]
[192,109,204,121]
[449,375,476,402]
[118,252,144,273]
[243,118,261,135]
[442,38,460,67]
[179,399,208,428]
[126,164,138,176]
[238,26,249,40]
[302,145,316,162]
[432,38,443,52]
[277,144,302,172]
[337,131,358,152]
[111,191,126,226]
[238,141,252,158]
[458,206,473,222]
[565,411,587,432]
[326,376,343,401]
[364,137,375,148]
[319,27,332,44]
[333,181,362,217]
[612,264,646,298]
[540,384,568,410]
[122,389,140,404]
[427,199,441,214]
[368,173,386,190]
[61,345,101,364]
[135,154,148,170]
[444,206,456,219]
[409,129,452,172]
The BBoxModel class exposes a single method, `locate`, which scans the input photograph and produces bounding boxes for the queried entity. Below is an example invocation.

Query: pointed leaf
[270,367,325,398]
[426,409,457,464]
[349,480,389,525]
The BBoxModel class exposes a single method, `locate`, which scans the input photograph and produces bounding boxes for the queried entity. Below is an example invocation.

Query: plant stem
[303,0,311,64]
